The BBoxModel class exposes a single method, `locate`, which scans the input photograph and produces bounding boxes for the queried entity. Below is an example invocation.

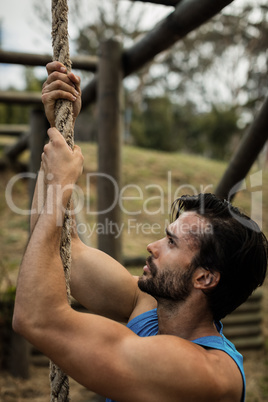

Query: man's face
[138,212,206,302]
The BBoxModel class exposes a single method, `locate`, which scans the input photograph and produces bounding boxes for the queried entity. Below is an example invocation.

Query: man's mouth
[143,259,151,273]
[143,256,157,276]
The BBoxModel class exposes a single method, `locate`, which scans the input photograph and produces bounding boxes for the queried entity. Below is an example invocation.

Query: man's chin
[137,274,144,286]
[137,275,153,293]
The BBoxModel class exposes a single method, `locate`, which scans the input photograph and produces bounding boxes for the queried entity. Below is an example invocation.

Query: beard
[138,256,195,302]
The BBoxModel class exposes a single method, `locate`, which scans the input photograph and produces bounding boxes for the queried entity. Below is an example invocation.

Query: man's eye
[168,237,174,245]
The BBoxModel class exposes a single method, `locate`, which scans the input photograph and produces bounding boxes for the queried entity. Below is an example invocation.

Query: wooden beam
[0,91,42,104]
[97,39,123,262]
[0,124,29,136]
[127,0,179,5]
[5,133,30,159]
[0,50,98,71]
[123,0,234,76]
[82,0,234,107]
[215,97,268,200]
[29,109,49,202]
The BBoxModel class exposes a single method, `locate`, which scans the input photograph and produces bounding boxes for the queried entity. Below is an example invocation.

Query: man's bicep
[70,239,141,321]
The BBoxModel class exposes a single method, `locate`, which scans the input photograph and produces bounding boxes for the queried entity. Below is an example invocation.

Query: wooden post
[29,109,49,203]
[97,39,123,262]
[5,133,30,160]
[8,331,31,379]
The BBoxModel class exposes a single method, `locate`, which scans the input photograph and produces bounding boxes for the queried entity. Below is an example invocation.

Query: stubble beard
[138,256,194,302]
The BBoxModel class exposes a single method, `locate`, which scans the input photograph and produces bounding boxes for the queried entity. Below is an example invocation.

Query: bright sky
[0,0,174,91]
[0,0,53,89]
[0,0,250,92]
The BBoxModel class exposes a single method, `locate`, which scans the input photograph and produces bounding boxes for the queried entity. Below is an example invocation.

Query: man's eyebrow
[165,228,179,240]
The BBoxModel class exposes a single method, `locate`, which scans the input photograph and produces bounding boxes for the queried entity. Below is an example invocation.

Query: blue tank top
[106,308,246,402]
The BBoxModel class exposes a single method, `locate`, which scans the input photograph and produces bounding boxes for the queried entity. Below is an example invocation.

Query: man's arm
[70,238,149,322]
[30,167,144,322]
[69,202,155,322]
[39,62,155,322]
[30,60,81,234]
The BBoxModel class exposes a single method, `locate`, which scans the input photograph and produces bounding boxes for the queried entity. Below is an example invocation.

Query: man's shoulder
[122,333,243,402]
[166,337,243,401]
[206,347,244,401]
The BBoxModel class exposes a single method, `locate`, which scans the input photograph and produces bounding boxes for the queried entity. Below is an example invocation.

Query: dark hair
[170,193,268,321]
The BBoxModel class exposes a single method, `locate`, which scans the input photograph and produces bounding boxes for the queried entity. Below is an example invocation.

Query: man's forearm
[30,168,46,235]
[13,184,70,340]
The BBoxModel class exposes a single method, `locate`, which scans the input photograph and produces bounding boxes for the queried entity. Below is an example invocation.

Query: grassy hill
[1,142,268,282]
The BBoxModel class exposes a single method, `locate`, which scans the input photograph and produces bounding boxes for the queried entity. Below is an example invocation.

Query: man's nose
[147,240,160,258]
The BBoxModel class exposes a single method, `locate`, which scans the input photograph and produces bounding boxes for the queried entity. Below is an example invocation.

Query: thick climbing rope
[50,0,73,400]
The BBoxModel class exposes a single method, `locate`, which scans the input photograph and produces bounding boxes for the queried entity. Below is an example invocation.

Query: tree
[32,0,268,111]
[157,0,268,115]
[184,105,241,160]
[31,0,266,158]
[131,96,180,151]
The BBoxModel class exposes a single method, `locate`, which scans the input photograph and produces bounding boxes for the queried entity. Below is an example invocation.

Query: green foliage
[0,67,43,125]
[130,98,240,159]
[161,1,268,112]
[1,286,16,303]
[131,96,181,152]
[185,105,241,160]
[0,252,17,326]
[0,103,29,125]
[75,0,148,56]
[24,68,44,92]
[31,0,263,160]
[0,286,16,326]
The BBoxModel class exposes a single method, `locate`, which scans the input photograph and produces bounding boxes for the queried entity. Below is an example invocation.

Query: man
[13,62,267,402]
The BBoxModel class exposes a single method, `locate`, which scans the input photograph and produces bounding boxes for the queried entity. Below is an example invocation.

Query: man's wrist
[44,184,72,227]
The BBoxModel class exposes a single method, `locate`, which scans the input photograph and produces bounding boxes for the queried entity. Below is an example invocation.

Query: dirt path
[0,364,105,402]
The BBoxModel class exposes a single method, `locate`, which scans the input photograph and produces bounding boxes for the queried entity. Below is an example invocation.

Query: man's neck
[156,292,220,340]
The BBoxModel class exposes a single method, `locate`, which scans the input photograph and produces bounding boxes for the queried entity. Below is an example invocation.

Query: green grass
[78,143,268,256]
[1,142,268,269]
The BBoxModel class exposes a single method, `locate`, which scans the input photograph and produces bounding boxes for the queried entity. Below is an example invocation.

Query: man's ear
[193,267,220,290]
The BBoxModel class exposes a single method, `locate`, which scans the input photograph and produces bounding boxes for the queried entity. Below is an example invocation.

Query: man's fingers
[47,127,63,142]
[41,88,77,108]
[67,72,81,88]
[45,71,74,88]
[45,63,80,92]
[46,61,67,76]
[43,76,79,99]
[47,128,73,152]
